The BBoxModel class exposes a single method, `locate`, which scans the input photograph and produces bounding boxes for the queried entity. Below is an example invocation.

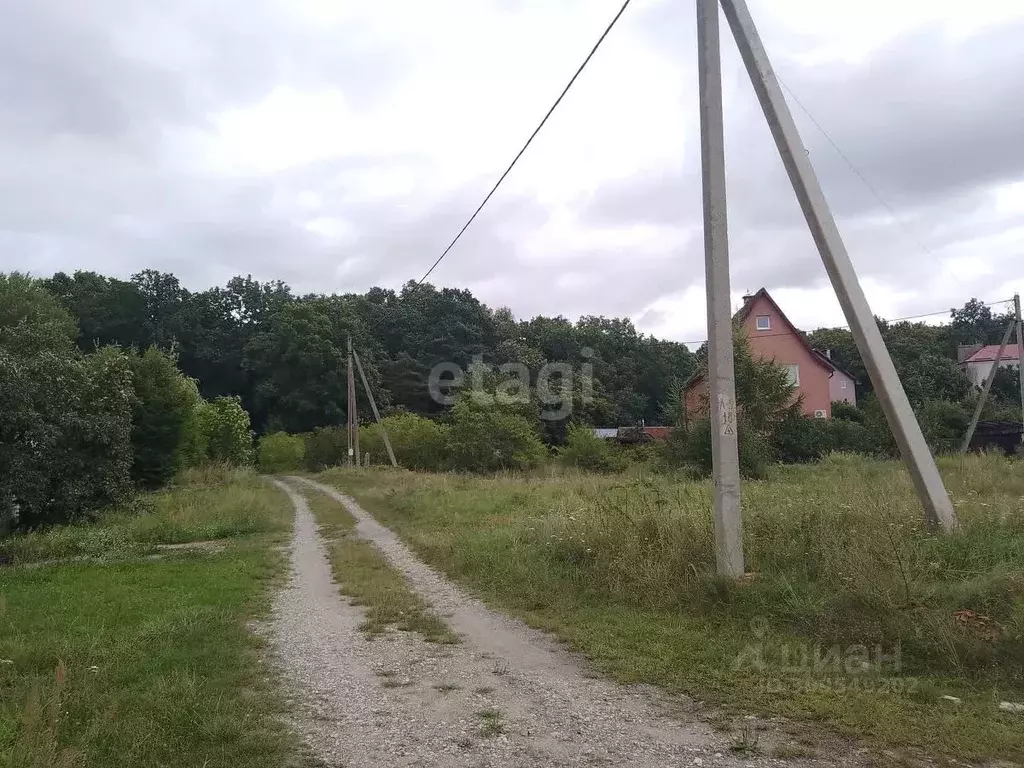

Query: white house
[963,344,1022,387]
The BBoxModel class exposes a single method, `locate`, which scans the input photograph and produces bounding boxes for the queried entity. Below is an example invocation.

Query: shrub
[0,345,134,529]
[679,419,770,479]
[304,426,348,470]
[359,412,449,471]
[830,401,864,423]
[129,347,198,488]
[559,424,626,473]
[174,378,208,471]
[198,396,254,466]
[828,418,878,456]
[916,399,970,454]
[258,432,306,473]
[773,414,834,463]
[447,397,548,473]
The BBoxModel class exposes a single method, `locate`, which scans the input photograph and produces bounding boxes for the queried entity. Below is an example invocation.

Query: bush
[773,414,835,463]
[258,432,306,473]
[175,378,208,471]
[0,276,136,528]
[830,401,864,423]
[198,396,254,466]
[828,418,878,456]
[129,347,198,488]
[559,424,626,473]
[303,426,348,470]
[359,412,449,471]
[447,397,548,473]
[916,399,970,454]
[0,346,135,529]
[679,419,771,479]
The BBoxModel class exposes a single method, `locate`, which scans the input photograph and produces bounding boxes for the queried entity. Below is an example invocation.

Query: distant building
[591,426,671,442]
[684,288,857,420]
[962,344,1022,387]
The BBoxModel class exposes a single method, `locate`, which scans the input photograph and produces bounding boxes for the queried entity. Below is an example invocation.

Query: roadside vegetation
[319,454,1024,761]
[0,470,309,768]
[298,484,458,644]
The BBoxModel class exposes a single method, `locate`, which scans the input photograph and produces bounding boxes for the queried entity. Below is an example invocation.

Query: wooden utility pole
[961,318,1016,454]
[1015,294,1024,446]
[716,0,958,532]
[352,348,399,468]
[697,0,744,577]
[347,336,360,466]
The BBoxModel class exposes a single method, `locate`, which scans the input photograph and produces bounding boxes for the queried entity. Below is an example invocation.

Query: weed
[320,454,1024,760]
[707,713,733,733]
[433,683,461,693]
[772,743,816,759]
[475,708,505,737]
[730,721,760,754]
[300,487,459,644]
[473,686,495,695]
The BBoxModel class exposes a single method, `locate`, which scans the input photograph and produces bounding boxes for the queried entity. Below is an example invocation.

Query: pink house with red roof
[684,288,856,420]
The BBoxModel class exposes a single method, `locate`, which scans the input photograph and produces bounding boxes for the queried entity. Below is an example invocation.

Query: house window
[841,380,847,389]
[755,315,771,331]
[783,364,800,387]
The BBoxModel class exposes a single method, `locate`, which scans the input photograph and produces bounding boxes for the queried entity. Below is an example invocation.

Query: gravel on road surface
[268,476,860,768]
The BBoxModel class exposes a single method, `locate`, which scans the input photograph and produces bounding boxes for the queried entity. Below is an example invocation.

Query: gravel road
[269,476,857,768]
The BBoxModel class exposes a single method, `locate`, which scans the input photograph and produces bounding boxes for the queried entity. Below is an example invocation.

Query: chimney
[957,343,983,364]
[741,293,755,306]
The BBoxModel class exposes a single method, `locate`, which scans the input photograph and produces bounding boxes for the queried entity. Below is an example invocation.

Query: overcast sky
[2,0,1023,345]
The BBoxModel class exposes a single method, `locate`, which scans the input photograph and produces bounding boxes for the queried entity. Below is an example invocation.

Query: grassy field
[318,453,1024,762]
[0,467,310,768]
[300,484,458,643]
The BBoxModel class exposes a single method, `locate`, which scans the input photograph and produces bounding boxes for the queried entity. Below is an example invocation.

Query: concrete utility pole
[960,318,1016,454]
[697,0,744,577]
[717,0,958,532]
[347,336,360,467]
[1016,294,1024,445]
[352,347,399,468]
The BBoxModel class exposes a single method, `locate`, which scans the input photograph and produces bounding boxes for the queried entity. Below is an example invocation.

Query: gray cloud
[0,0,1022,343]
[578,16,1024,316]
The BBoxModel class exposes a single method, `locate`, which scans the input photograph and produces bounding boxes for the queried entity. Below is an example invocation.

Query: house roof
[810,349,857,381]
[966,344,1023,364]
[685,288,845,390]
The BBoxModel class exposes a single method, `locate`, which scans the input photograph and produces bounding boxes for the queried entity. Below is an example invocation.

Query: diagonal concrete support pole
[718,0,958,532]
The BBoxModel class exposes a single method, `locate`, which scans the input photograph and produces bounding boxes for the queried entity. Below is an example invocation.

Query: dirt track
[268,476,856,767]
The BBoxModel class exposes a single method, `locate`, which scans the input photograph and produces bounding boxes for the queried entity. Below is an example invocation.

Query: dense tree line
[38,270,1021,441]
[39,269,699,438]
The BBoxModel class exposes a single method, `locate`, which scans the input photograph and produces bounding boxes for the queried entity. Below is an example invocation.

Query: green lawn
[317,453,1024,762]
[0,469,311,768]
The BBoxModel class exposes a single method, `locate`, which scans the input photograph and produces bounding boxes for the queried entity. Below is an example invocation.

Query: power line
[679,297,1015,348]
[415,0,634,287]
[776,77,938,260]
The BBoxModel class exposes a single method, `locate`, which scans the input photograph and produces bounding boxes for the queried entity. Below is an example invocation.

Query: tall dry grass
[324,453,1024,680]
